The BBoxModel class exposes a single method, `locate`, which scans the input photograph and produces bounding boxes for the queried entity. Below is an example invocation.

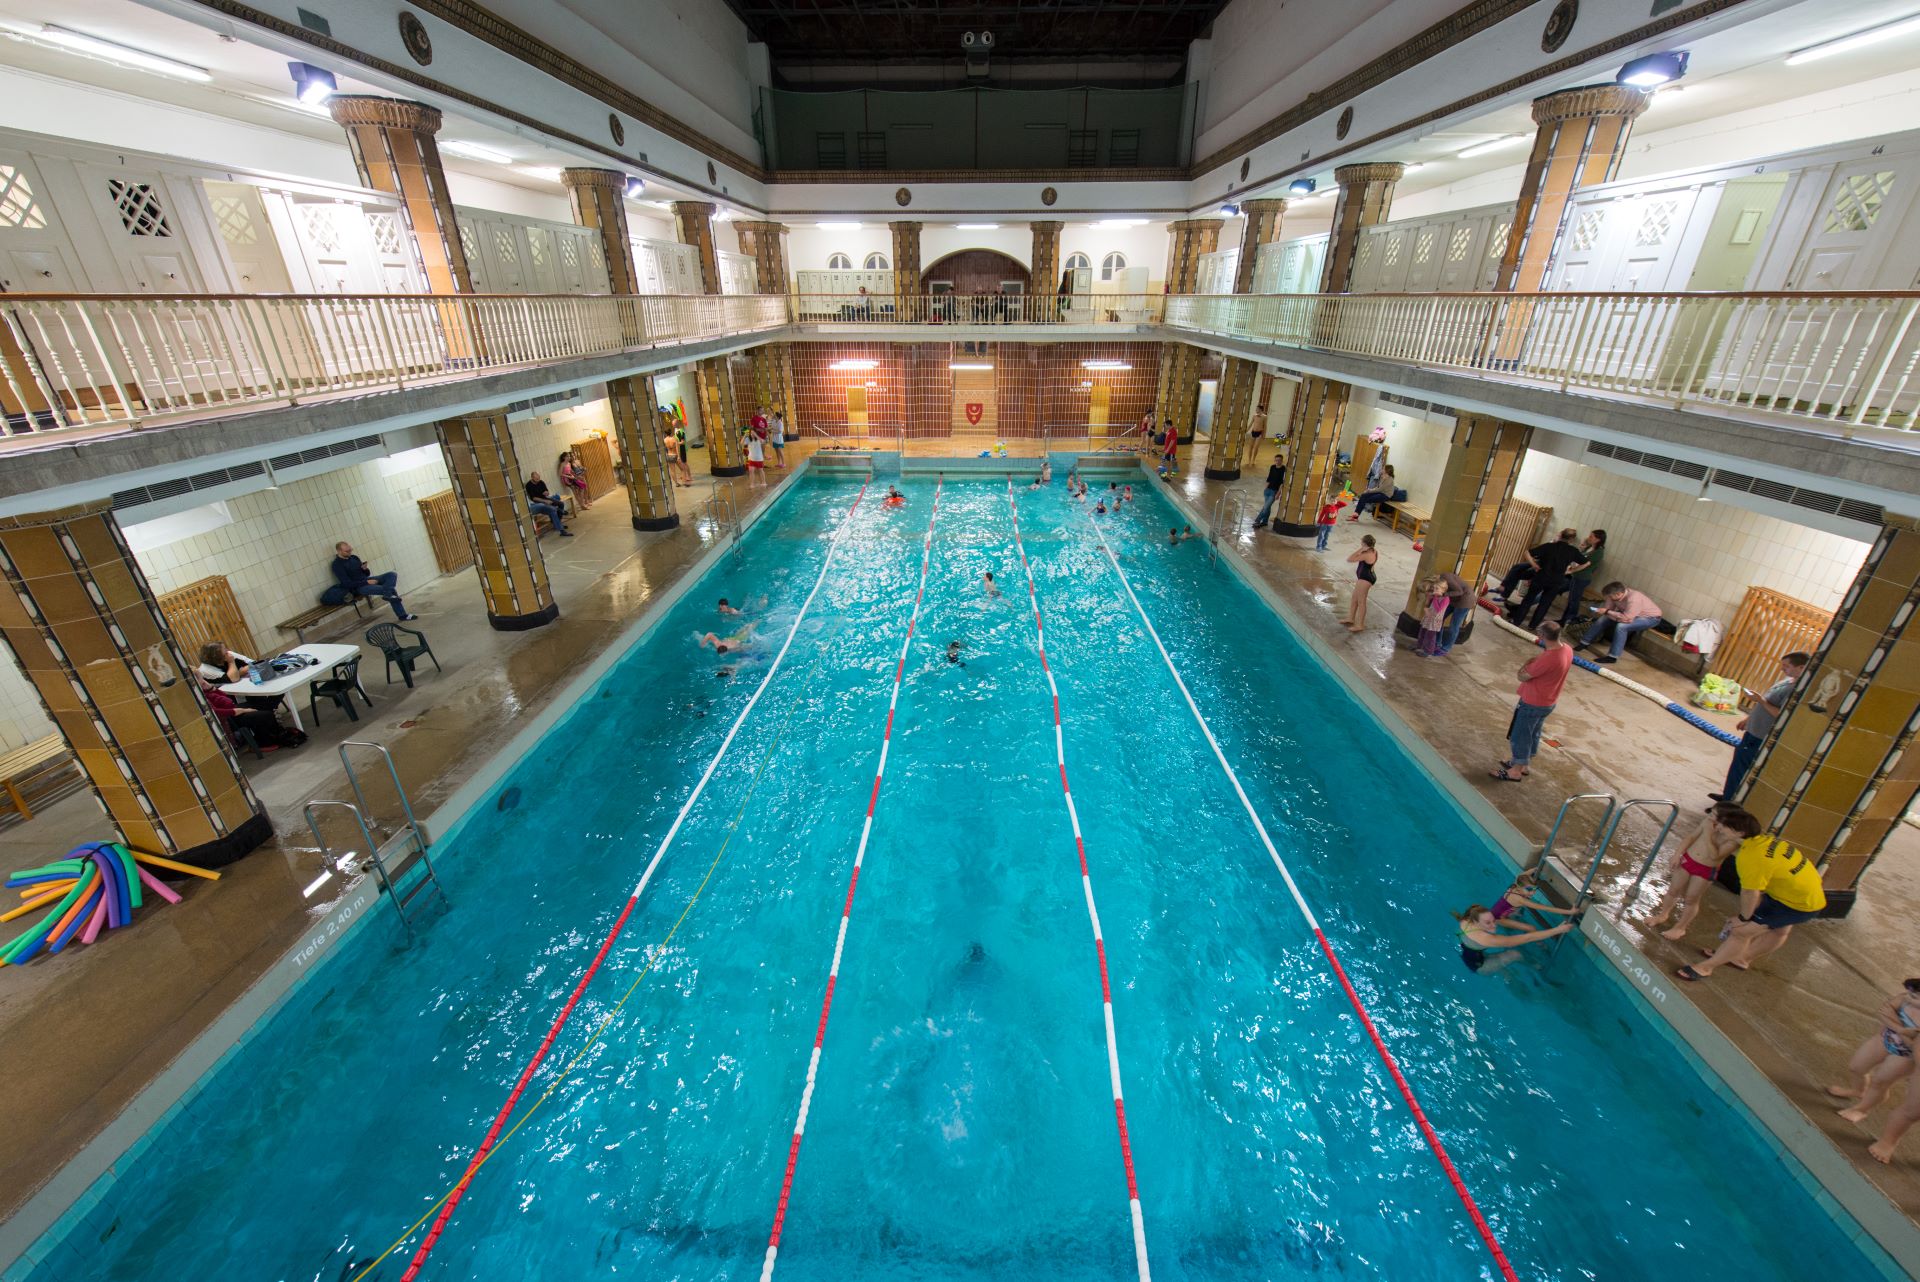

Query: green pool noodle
[1,864,96,964]
[110,843,141,911]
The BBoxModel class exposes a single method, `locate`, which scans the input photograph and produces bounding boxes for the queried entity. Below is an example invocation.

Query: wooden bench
[277,595,374,643]
[0,735,81,822]
[1374,500,1432,540]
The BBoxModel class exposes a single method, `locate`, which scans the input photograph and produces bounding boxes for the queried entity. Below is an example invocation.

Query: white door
[477,218,529,293]
[524,226,559,293]
[1403,223,1443,292]
[75,164,206,294]
[203,181,294,293]
[1435,215,1491,291]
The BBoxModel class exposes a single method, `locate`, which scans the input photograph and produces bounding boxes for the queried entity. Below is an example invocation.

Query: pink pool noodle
[79,893,109,945]
[137,866,182,904]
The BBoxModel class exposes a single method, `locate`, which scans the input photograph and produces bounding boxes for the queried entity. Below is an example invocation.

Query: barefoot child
[1828,979,1920,1124]
[1647,804,1756,941]
[1415,574,1449,656]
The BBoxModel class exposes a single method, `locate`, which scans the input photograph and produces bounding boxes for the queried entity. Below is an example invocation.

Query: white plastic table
[220,643,365,733]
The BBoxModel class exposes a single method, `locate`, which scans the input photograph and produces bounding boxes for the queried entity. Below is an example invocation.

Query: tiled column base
[608,375,679,531]
[1269,375,1351,536]
[1154,342,1205,448]
[696,358,745,477]
[746,343,800,438]
[1738,516,1920,912]
[1395,414,1531,640]
[0,502,269,868]
[1207,358,1259,480]
[435,411,559,630]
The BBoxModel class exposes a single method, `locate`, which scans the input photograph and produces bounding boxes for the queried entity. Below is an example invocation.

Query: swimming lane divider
[1082,514,1523,1282]
[386,481,874,1282]
[1004,480,1153,1282]
[760,477,945,1282]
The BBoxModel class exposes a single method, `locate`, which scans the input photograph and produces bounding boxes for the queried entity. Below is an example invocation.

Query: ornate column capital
[560,167,629,193]
[671,199,718,220]
[1333,162,1406,188]
[326,94,443,133]
[1238,198,1288,218]
[1531,83,1651,125]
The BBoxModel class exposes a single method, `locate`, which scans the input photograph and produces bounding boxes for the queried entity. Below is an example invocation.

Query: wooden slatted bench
[0,735,81,822]
[1375,501,1432,540]
[277,595,374,643]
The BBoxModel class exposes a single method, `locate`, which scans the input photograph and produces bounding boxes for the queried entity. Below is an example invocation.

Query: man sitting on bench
[331,541,417,621]
[523,471,574,537]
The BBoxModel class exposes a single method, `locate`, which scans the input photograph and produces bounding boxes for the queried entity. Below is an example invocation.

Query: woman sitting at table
[197,671,306,752]
[199,643,284,712]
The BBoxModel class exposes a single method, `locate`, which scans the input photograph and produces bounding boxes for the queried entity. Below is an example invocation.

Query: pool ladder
[1206,489,1251,557]
[701,483,743,555]
[302,741,446,942]
[1531,791,1681,962]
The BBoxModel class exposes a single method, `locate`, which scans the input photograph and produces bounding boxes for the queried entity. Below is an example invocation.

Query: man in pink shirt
[1493,621,1572,782]
[1578,581,1663,665]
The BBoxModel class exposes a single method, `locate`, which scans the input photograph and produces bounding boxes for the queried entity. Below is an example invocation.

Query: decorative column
[1396,415,1532,639]
[327,96,473,294]
[671,200,722,294]
[1736,516,1920,914]
[1496,84,1650,293]
[1322,162,1405,295]
[1029,220,1063,295]
[735,220,801,435]
[1153,217,1223,451]
[1207,198,1289,479]
[1269,167,1403,532]
[0,503,270,867]
[435,411,558,630]
[562,168,679,529]
[891,221,924,320]
[670,201,744,476]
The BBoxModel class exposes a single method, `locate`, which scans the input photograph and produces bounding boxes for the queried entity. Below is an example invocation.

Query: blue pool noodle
[1560,645,1743,747]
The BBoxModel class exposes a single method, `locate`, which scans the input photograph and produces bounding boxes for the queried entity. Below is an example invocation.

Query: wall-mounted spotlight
[287,61,337,105]
[1617,50,1689,87]
[1287,178,1316,196]
[1219,203,1240,217]
[624,176,646,200]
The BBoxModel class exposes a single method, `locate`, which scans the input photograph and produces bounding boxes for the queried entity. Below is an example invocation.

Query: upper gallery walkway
[3,288,1916,511]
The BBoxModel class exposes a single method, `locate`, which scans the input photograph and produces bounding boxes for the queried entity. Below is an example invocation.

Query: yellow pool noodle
[129,850,222,881]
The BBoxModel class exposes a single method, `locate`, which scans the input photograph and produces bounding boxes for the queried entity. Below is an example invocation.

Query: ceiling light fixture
[1786,12,1920,64]
[949,362,994,370]
[1456,135,1528,159]
[712,208,733,222]
[1219,203,1241,216]
[1617,50,1689,87]
[285,60,336,103]
[441,140,513,164]
[624,176,646,200]
[830,359,879,370]
[1082,359,1132,370]
[1095,218,1148,227]
[518,166,563,183]
[818,221,863,230]
[36,25,212,81]
[1287,178,1317,196]
[955,223,1001,229]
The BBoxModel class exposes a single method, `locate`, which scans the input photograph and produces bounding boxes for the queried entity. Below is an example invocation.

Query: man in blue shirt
[1711,651,1809,801]
[331,541,417,620]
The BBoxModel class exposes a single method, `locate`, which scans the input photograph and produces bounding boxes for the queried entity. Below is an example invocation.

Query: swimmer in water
[1169,526,1196,544]
[885,484,905,506]
[983,570,1001,600]
[699,623,756,654]
[717,597,742,616]
[947,640,965,666]
[1453,904,1575,974]
[1486,867,1580,931]
[1123,484,1133,503]
[1027,460,1052,490]
[1095,499,1108,514]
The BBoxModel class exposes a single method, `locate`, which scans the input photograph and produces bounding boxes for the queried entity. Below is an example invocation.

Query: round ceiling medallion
[895,186,912,206]
[1239,157,1250,181]
[1542,0,1578,53]
[609,114,625,146]
[398,11,432,65]
[1336,106,1353,140]
[1040,186,1058,206]
[707,160,718,183]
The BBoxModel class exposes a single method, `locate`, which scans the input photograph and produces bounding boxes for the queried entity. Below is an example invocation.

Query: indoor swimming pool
[17,470,1892,1281]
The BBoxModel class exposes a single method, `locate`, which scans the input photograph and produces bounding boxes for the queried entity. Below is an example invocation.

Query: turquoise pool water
[21,471,1887,1281]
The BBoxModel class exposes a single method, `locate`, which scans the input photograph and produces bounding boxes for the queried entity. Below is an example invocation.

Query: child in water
[885,485,905,506]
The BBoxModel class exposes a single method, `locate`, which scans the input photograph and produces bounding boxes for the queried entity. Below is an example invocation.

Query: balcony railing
[0,292,788,438]
[1164,291,1920,434]
[792,292,1163,325]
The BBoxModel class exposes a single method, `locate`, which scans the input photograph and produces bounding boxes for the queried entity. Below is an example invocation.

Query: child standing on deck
[1416,575,1450,656]
[1315,491,1346,551]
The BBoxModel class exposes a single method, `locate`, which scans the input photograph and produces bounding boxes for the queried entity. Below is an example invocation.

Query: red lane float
[394,482,873,1282]
[760,478,945,1282]
[1082,513,1521,1282]
[1005,480,1152,1282]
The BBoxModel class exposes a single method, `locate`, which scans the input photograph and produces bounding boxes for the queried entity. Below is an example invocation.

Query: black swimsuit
[1357,555,1377,584]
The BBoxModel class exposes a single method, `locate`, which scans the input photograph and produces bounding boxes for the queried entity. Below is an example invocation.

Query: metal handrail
[1533,792,1680,964]
[788,291,1164,326]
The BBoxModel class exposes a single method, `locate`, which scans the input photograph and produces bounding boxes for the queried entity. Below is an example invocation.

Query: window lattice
[1412,228,1436,266]
[300,204,344,254]
[1382,236,1404,268]
[560,236,580,269]
[1824,171,1895,234]
[1634,199,1677,248]
[528,232,550,269]
[492,227,520,268]
[458,221,480,265]
[1445,226,1473,264]
[209,194,257,245]
[1356,238,1377,269]
[108,179,172,237]
[367,212,403,256]
[1571,210,1605,253]
[0,165,48,230]
[1487,222,1510,260]
[585,239,604,270]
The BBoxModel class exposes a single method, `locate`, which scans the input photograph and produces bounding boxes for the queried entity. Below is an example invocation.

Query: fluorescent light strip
[830,359,879,370]
[442,141,514,164]
[1786,13,1920,65]
[949,362,994,370]
[1456,135,1528,160]
[37,24,211,81]
[955,223,1001,229]
[1082,360,1132,370]
[818,221,863,230]
[1096,218,1148,227]
[518,166,563,183]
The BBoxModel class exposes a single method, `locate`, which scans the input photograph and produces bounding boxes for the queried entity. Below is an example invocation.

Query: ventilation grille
[1584,441,1883,525]
[111,435,385,513]
[505,390,580,417]
[1378,392,1457,418]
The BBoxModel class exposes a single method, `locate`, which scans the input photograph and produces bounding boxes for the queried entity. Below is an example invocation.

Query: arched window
[1100,251,1128,281]
[827,252,852,270]
[864,251,890,270]
[1064,252,1090,272]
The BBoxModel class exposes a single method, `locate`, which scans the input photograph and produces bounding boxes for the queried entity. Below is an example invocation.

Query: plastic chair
[309,656,372,724]
[366,623,441,688]
[227,724,263,759]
